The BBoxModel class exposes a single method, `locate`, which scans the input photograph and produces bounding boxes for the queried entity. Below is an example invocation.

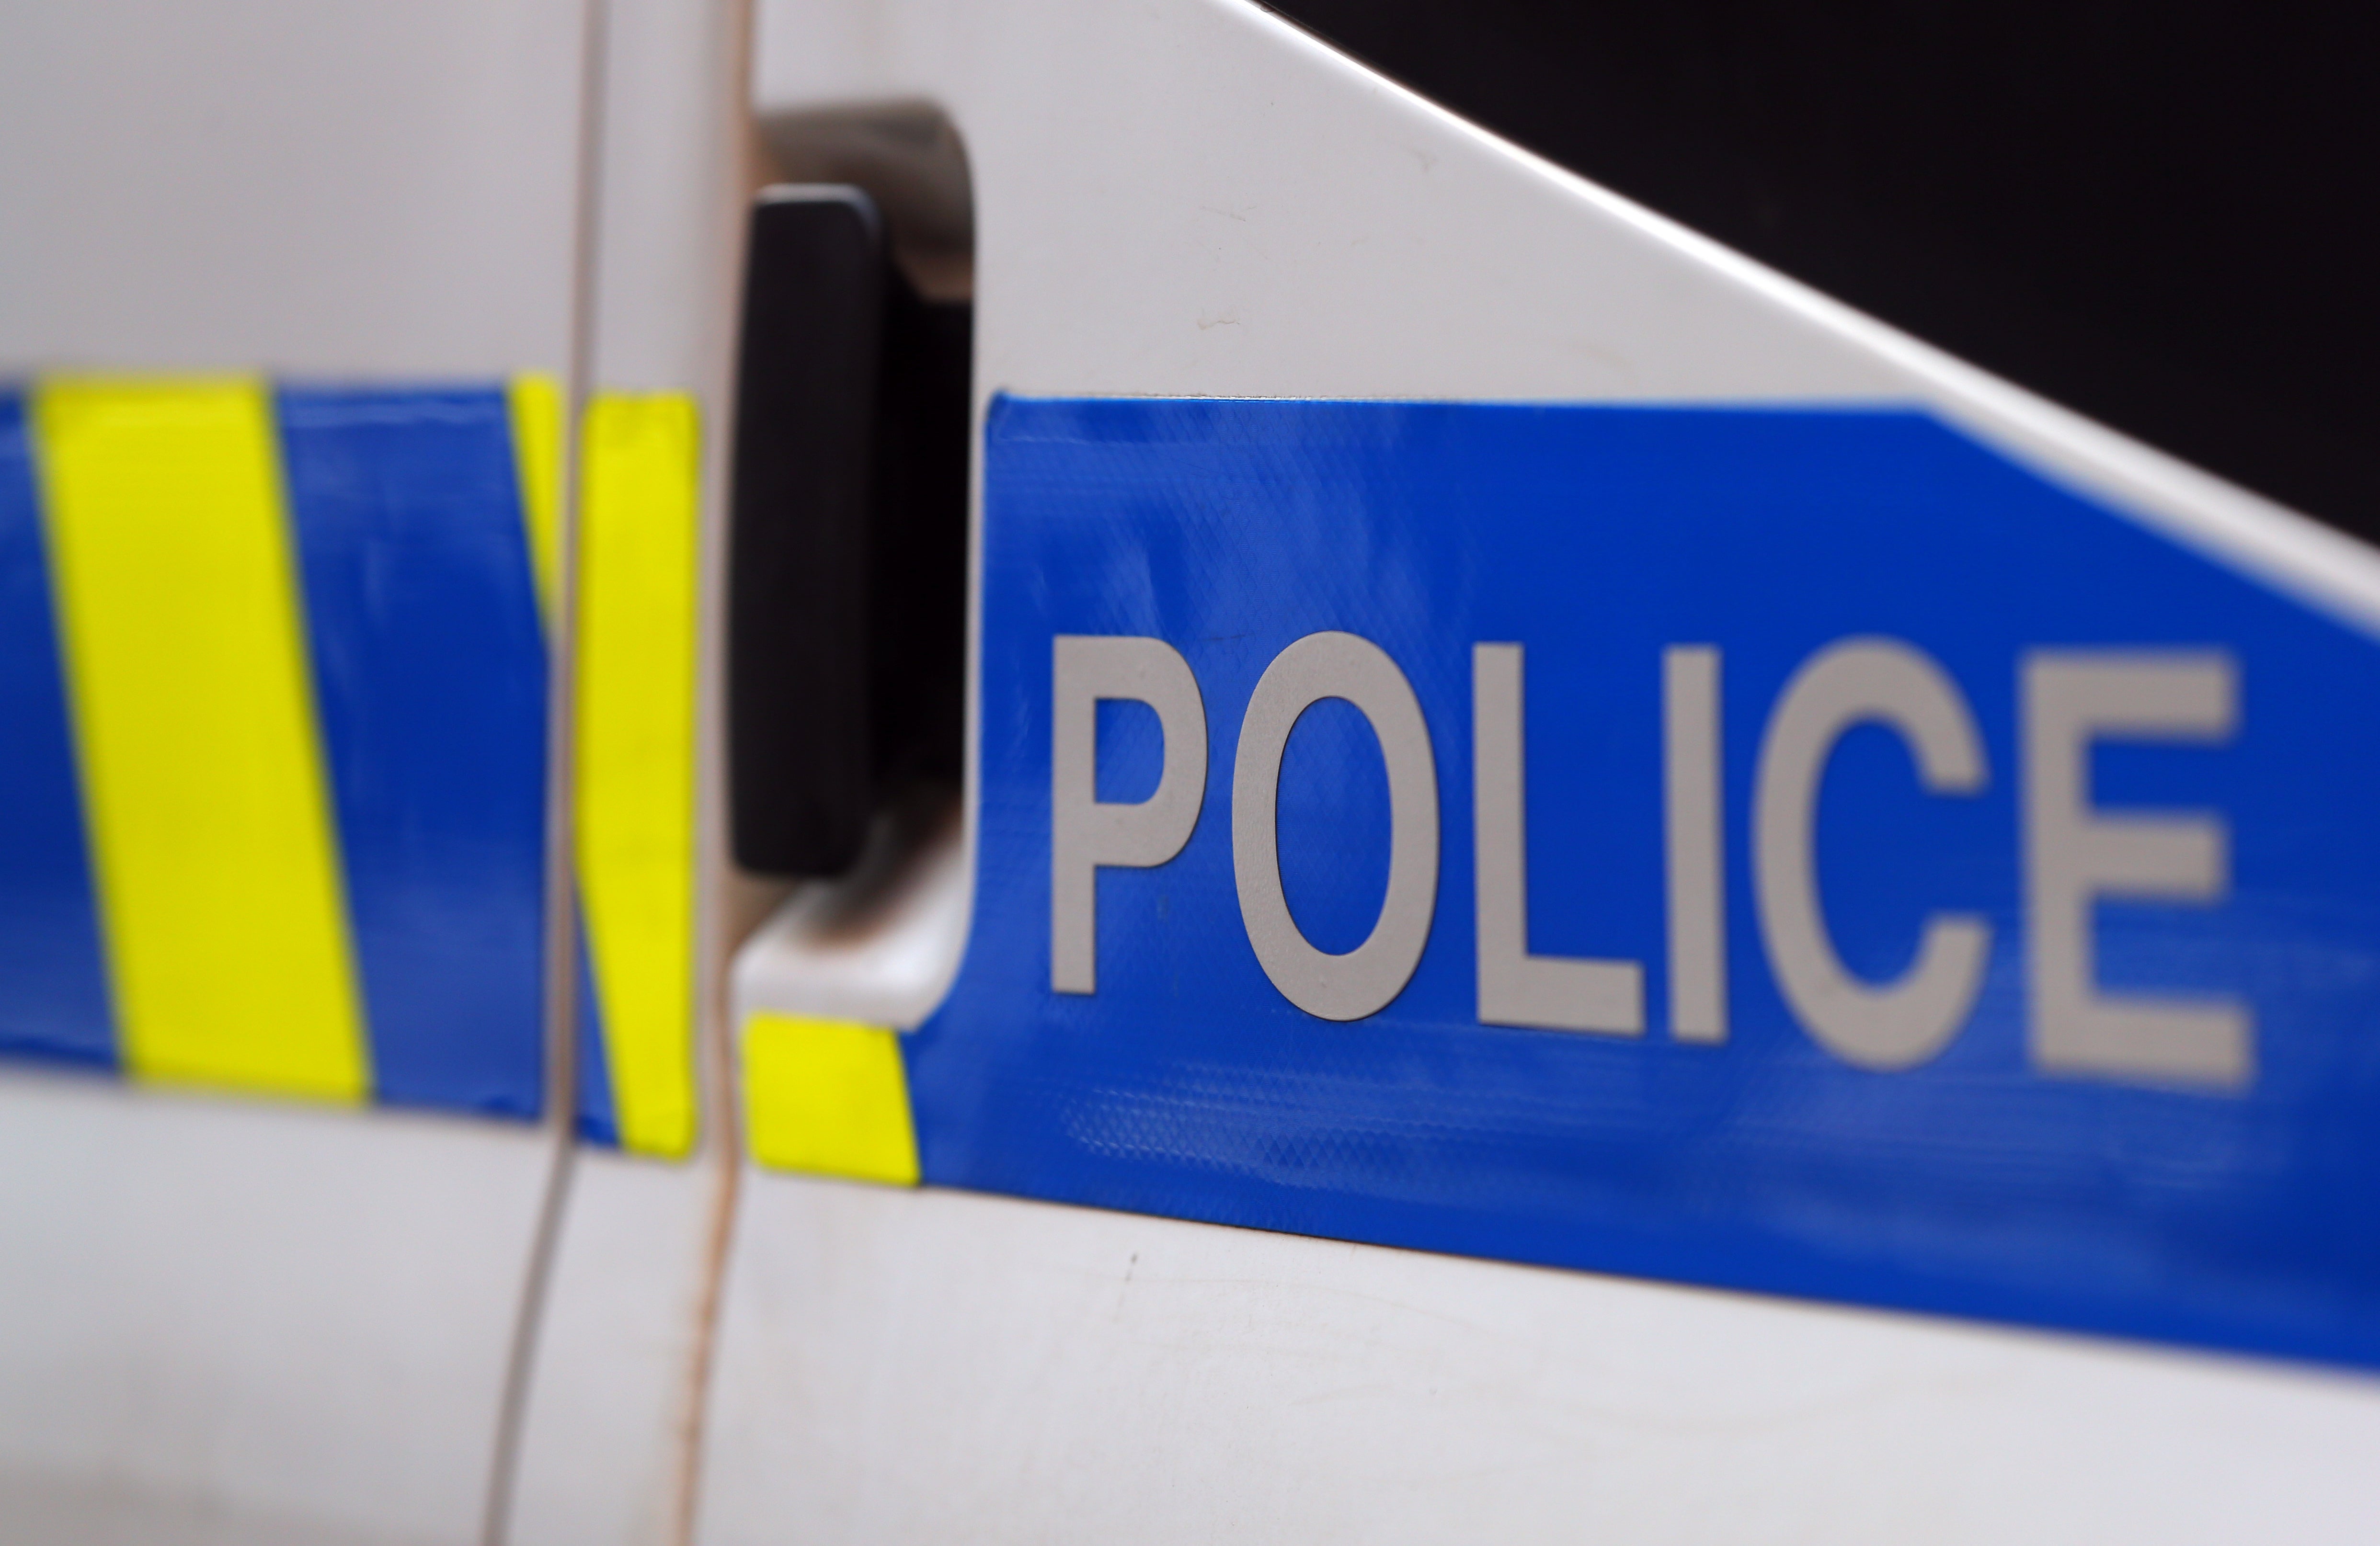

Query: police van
[3,1,2378,1542]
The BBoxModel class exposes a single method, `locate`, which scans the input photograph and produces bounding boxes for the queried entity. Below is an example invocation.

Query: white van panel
[705,1174,2380,1545]
[709,1,2380,1539]
[0,0,582,379]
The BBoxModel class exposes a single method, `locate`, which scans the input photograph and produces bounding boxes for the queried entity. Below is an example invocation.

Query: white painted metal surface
[706,0,2380,1538]
[709,1175,2380,1545]
[508,1151,727,1546]
[0,1073,549,1546]
[731,807,969,1032]
[0,0,582,380]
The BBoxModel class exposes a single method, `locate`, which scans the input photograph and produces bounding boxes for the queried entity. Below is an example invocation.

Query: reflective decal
[508,374,566,618]
[576,393,701,1158]
[278,385,549,1116]
[745,1012,920,1186]
[34,379,368,1102]
[0,377,698,1143]
[906,394,2380,1369]
[0,392,114,1068]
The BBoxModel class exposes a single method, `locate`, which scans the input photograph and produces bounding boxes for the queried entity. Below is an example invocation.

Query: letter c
[1753,637,1990,1069]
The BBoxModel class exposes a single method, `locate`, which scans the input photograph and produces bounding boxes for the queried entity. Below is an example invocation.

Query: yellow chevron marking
[743,1013,919,1185]
[33,378,368,1101]
[577,392,701,1157]
[507,373,565,621]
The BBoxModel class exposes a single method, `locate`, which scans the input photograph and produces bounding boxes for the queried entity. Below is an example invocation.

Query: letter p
[1051,636,1208,994]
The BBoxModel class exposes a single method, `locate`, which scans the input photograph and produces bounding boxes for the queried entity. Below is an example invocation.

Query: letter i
[1664,646,1726,1042]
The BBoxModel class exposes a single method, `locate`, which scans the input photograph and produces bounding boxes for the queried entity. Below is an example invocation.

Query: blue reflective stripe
[277,386,547,1118]
[922,394,2380,1373]
[0,391,115,1068]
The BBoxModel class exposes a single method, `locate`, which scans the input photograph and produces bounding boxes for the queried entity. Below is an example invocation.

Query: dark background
[1267,1,2380,545]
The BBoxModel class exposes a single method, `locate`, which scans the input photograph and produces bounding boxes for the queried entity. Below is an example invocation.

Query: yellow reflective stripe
[507,373,564,620]
[577,391,701,1157]
[33,378,368,1101]
[743,1013,919,1185]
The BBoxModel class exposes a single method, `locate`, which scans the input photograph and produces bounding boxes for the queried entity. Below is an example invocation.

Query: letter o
[1232,632,1440,1021]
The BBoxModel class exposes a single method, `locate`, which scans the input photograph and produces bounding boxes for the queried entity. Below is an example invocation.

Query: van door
[0,4,587,1541]
[698,2,2380,1542]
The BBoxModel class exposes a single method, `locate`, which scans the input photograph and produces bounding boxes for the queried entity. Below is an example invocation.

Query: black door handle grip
[728,185,971,878]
